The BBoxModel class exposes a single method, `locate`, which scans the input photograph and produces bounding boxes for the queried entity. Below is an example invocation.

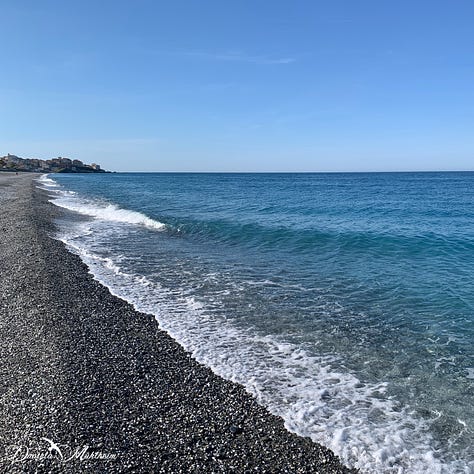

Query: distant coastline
[0,153,109,173]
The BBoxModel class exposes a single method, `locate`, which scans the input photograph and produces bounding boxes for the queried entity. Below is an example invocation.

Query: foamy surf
[37,174,165,231]
[55,229,463,474]
[37,175,60,187]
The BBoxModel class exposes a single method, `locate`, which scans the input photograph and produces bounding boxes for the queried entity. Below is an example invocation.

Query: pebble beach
[0,172,355,473]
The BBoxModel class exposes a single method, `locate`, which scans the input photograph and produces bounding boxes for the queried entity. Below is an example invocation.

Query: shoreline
[0,173,356,473]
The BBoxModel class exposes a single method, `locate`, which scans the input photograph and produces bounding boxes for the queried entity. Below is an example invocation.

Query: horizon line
[105,169,474,174]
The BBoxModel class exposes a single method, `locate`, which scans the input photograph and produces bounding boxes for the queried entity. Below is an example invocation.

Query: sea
[37,172,474,473]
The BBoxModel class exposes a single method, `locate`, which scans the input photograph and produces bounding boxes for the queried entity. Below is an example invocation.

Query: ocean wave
[55,230,466,474]
[37,174,166,231]
[173,217,474,259]
[40,172,474,473]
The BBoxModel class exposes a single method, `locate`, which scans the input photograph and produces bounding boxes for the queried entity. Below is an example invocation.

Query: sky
[1,0,474,172]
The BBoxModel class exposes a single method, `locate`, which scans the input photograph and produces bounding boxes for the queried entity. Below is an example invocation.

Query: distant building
[59,157,72,167]
[0,153,107,173]
[6,154,21,164]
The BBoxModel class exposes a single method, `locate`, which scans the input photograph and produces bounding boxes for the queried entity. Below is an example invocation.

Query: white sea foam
[53,232,470,474]
[41,173,471,473]
[37,174,60,188]
[37,174,165,231]
[54,199,166,230]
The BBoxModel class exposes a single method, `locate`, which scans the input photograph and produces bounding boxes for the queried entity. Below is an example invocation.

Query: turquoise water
[39,173,474,473]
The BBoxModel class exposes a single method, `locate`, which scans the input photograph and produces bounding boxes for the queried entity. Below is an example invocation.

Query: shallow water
[38,172,474,473]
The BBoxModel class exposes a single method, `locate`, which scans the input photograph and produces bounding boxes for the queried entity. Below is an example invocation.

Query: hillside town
[0,154,108,173]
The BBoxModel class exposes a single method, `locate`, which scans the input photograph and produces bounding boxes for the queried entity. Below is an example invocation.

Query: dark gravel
[0,173,357,473]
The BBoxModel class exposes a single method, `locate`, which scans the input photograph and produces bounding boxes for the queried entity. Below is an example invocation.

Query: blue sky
[1,0,473,171]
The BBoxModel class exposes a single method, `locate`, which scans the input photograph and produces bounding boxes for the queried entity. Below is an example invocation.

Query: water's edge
[36,173,473,473]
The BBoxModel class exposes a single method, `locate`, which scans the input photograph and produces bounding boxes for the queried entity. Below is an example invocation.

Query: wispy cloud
[194,51,296,65]
[160,50,296,65]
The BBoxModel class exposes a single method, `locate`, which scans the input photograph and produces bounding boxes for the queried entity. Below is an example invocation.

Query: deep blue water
[39,172,474,473]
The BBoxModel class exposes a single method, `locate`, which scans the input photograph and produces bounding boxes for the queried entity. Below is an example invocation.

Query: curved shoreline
[0,173,356,473]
